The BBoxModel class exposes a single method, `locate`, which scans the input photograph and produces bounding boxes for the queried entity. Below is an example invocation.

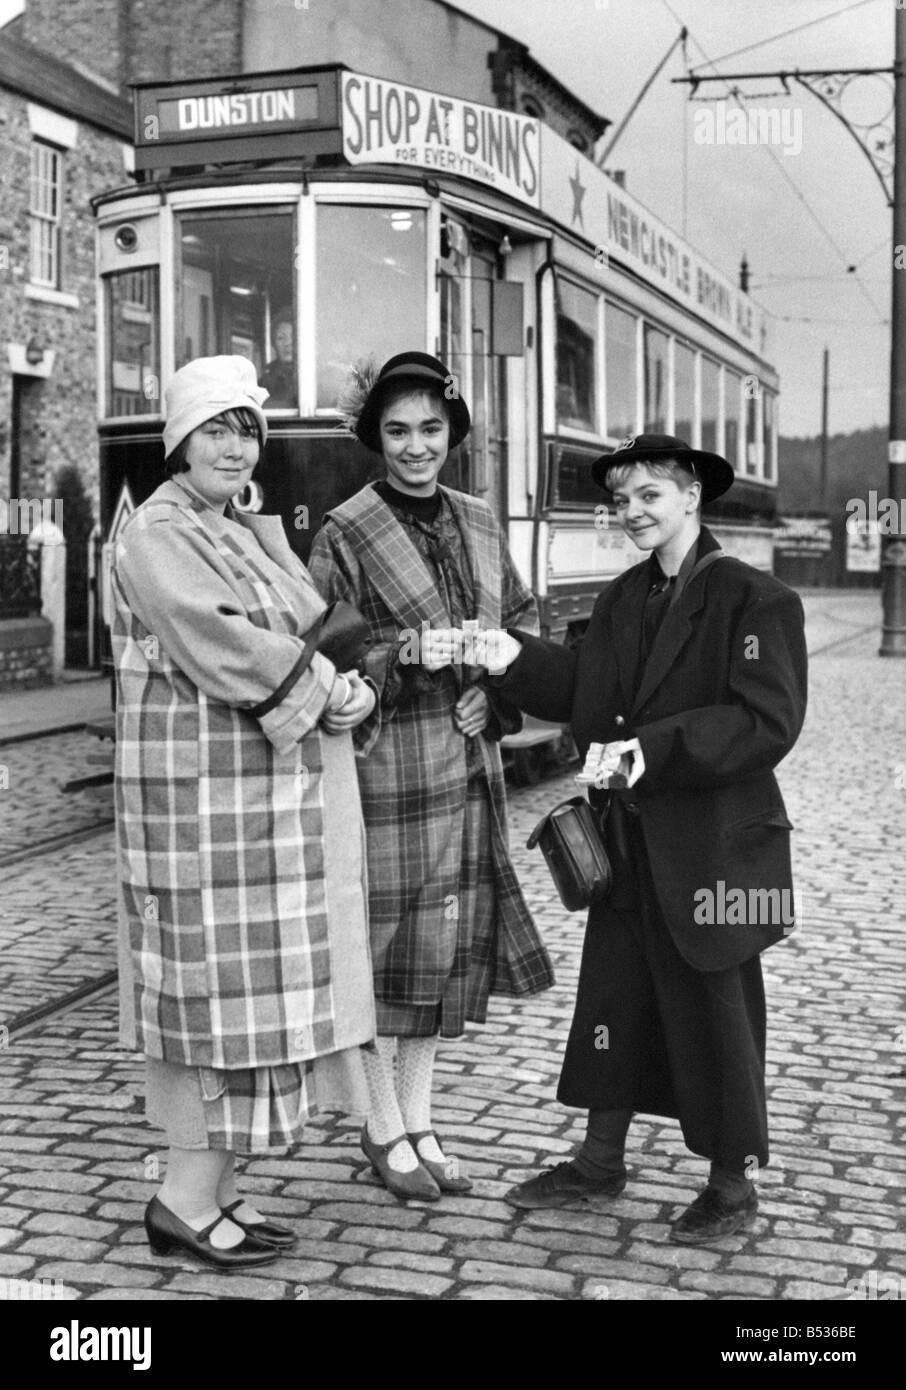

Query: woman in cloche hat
[111,356,377,1269]
[308,351,554,1202]
[473,433,808,1246]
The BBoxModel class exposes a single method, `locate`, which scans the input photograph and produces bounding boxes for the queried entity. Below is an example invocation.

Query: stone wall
[23,0,243,91]
[0,617,53,690]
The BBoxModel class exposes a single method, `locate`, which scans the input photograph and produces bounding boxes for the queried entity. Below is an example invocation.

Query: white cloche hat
[163,356,269,459]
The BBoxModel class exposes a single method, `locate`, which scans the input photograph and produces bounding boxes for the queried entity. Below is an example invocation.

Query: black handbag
[526,796,612,912]
[314,599,372,672]
[247,599,371,720]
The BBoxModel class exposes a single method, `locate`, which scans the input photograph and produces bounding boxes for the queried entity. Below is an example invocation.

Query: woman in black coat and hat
[473,435,807,1244]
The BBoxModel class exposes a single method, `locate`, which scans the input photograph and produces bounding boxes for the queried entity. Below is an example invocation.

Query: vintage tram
[91,63,780,777]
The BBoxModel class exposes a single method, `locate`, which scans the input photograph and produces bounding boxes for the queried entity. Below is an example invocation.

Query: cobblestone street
[0,592,903,1303]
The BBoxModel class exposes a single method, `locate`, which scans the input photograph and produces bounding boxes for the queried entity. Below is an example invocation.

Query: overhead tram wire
[687,0,884,75]
[657,0,887,325]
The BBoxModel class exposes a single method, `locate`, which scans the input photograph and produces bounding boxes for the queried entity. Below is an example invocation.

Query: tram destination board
[133,66,343,170]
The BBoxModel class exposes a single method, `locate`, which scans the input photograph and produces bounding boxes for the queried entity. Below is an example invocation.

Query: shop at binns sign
[341,73,541,207]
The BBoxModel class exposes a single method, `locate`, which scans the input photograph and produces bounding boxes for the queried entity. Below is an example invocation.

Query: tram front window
[176,209,296,408]
[105,268,161,417]
[316,205,426,410]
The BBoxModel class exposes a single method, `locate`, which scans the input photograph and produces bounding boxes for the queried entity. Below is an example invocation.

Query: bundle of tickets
[575,741,628,789]
[461,619,479,667]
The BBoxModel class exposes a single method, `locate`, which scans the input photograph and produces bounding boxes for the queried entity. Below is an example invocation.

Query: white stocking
[361,1036,418,1173]
[398,1036,444,1165]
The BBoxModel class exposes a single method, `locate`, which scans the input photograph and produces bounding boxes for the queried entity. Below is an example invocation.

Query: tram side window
[105,268,161,417]
[745,384,760,476]
[643,325,669,434]
[556,279,598,432]
[605,302,637,440]
[763,390,777,481]
[316,206,426,410]
[674,342,695,444]
[724,370,743,473]
[176,210,296,407]
[700,357,720,454]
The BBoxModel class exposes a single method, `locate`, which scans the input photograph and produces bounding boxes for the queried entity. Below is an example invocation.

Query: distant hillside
[778,426,887,516]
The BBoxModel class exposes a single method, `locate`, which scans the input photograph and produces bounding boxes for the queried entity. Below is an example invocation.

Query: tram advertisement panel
[341,72,540,208]
[540,126,768,354]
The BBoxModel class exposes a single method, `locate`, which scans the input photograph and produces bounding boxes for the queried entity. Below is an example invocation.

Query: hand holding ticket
[576,739,645,789]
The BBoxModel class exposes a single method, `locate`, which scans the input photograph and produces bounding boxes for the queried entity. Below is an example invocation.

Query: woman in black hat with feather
[309,352,553,1202]
[473,435,807,1244]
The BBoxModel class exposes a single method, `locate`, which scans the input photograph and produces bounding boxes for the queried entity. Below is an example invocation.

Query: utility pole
[881,4,906,656]
[674,52,900,649]
[819,347,829,513]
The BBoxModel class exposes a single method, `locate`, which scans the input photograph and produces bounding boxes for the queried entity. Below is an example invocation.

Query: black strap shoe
[221,1200,297,1249]
[407,1131,474,1193]
[144,1196,279,1269]
[505,1161,627,1211]
[669,1186,758,1245]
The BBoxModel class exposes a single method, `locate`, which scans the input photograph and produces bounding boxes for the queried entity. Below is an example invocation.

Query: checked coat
[308,483,554,1028]
[111,478,376,1075]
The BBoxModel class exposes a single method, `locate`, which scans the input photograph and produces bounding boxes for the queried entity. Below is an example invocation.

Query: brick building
[0,0,608,682]
[19,0,608,156]
[0,22,131,682]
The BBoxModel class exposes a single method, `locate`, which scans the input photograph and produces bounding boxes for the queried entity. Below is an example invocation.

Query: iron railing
[0,534,42,619]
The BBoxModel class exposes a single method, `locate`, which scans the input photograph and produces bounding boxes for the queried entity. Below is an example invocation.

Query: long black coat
[498,527,808,973]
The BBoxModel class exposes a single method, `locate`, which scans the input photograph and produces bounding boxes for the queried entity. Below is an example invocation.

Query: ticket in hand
[575,741,628,789]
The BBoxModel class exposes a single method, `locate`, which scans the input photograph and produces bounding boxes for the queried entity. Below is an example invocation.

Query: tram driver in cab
[259,306,297,409]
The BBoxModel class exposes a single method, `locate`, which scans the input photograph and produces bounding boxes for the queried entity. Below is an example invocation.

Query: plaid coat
[308,483,554,1009]
[111,478,376,1071]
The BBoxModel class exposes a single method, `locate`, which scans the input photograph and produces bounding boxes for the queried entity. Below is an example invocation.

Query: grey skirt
[145,1049,370,1154]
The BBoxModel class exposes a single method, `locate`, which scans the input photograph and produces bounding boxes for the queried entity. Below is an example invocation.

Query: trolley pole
[881,4,906,655]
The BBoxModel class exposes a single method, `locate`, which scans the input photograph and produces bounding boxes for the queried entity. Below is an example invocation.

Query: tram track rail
[5,971,119,1040]
[1,816,119,1038]
[0,817,115,871]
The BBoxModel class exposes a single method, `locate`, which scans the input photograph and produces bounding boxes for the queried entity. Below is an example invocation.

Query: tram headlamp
[114,224,139,253]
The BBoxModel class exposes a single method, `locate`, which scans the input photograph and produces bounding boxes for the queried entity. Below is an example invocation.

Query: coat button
[614,715,626,727]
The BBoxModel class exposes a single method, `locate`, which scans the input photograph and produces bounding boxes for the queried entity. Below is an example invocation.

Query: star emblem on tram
[569,161,587,228]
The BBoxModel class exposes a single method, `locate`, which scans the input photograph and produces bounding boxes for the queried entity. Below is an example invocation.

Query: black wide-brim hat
[355,351,471,453]
[591,434,735,505]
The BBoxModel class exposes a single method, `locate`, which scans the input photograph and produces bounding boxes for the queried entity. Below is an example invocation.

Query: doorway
[438,219,509,524]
